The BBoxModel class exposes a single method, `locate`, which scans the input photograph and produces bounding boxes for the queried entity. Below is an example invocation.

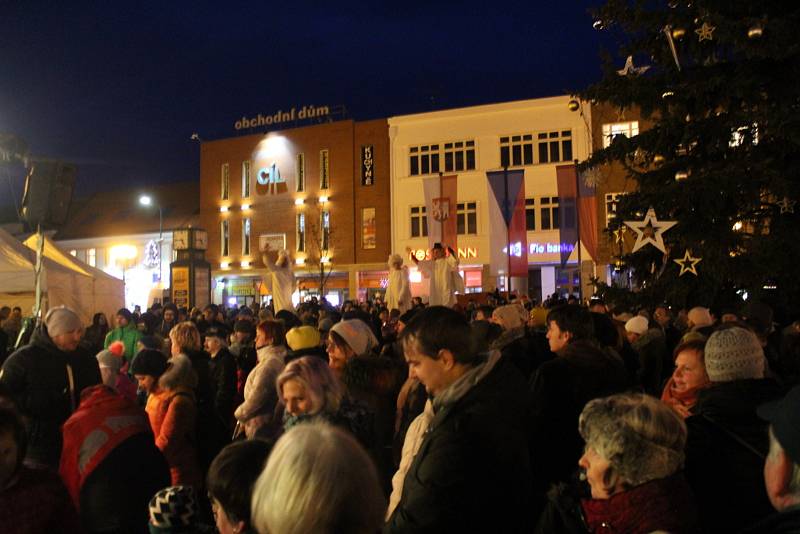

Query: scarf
[660,376,709,418]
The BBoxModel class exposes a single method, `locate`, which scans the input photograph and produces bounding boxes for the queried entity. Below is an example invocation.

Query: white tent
[0,228,124,325]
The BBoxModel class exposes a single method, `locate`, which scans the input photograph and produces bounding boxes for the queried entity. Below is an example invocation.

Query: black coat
[528,339,630,506]
[0,326,101,467]
[685,378,784,533]
[384,354,532,534]
[739,505,800,534]
[208,347,238,430]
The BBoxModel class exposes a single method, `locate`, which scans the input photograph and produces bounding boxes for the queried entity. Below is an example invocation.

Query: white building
[389,96,594,302]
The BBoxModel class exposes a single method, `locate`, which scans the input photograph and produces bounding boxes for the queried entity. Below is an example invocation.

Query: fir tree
[579,0,800,318]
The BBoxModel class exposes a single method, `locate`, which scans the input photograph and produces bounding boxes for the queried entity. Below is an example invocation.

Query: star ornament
[624,208,677,253]
[613,226,627,243]
[695,22,716,42]
[617,56,651,76]
[777,197,796,214]
[674,249,702,276]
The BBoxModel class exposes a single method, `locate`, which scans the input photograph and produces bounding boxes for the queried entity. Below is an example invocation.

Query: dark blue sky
[0,1,612,198]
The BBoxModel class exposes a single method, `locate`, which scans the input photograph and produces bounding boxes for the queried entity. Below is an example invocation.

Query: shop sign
[172,267,190,308]
[411,247,478,261]
[235,105,330,130]
[361,145,374,186]
[528,242,575,254]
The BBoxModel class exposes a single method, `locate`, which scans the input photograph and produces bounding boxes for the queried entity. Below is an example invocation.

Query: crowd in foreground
[0,291,800,533]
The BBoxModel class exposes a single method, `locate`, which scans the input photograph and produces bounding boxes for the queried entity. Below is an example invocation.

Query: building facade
[199,119,391,307]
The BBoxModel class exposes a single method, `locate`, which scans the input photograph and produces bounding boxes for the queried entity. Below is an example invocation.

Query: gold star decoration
[624,207,677,253]
[695,22,716,42]
[617,56,651,76]
[613,226,627,243]
[777,197,796,214]
[674,249,702,276]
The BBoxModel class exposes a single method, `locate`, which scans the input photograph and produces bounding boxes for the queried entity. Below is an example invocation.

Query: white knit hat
[688,306,713,328]
[705,327,765,382]
[329,319,378,357]
[625,316,649,336]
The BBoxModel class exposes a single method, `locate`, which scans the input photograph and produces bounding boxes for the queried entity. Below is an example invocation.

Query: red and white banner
[423,174,458,250]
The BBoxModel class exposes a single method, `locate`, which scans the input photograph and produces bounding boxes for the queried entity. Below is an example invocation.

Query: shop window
[242,160,251,198]
[221,220,230,256]
[408,145,440,176]
[296,153,305,192]
[319,150,329,189]
[525,198,536,230]
[602,122,639,148]
[221,163,230,200]
[296,213,305,252]
[540,196,560,230]
[410,205,428,238]
[242,218,251,255]
[457,202,477,235]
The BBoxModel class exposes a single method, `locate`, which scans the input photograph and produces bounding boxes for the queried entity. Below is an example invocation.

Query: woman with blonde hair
[276,356,342,429]
[250,422,385,534]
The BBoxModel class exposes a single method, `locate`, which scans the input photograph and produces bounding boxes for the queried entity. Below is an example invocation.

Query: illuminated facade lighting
[220,206,229,213]
[319,195,329,203]
[241,260,250,268]
[241,203,251,211]
[294,198,305,206]
[295,258,305,265]
[220,261,230,269]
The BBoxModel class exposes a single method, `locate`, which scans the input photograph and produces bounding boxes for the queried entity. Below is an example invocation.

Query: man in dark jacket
[0,307,101,468]
[528,304,629,511]
[204,327,238,433]
[385,306,531,533]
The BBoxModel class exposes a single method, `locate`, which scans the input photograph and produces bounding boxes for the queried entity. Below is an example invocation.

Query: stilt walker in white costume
[407,243,462,308]
[385,253,412,313]
[261,245,295,314]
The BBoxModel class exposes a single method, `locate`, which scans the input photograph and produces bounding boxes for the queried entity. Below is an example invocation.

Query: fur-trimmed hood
[158,353,198,391]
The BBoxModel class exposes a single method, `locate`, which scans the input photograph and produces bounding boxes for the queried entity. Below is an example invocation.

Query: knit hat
[758,385,800,465]
[130,349,168,378]
[329,319,379,357]
[528,307,548,328]
[704,326,765,382]
[148,486,197,533]
[492,304,524,330]
[688,306,713,329]
[44,306,82,337]
[286,326,321,351]
[317,317,334,333]
[625,316,650,336]
[96,341,126,371]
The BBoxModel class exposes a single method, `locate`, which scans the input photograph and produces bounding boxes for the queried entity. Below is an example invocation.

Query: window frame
[410,205,428,238]
[242,160,251,199]
[242,217,251,256]
[296,153,305,192]
[221,220,230,257]
[319,149,330,189]
[221,163,230,200]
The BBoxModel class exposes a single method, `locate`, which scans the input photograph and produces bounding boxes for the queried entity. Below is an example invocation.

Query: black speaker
[20,160,76,229]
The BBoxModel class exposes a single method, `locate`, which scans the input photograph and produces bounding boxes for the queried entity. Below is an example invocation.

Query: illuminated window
[321,210,330,251]
[242,160,251,198]
[319,150,329,189]
[410,206,428,238]
[443,140,476,172]
[602,122,639,148]
[221,220,230,256]
[540,196,560,230]
[242,218,251,255]
[296,213,305,252]
[87,248,96,267]
[408,145,440,176]
[296,153,305,192]
[525,198,536,230]
[221,163,230,200]
[457,202,477,235]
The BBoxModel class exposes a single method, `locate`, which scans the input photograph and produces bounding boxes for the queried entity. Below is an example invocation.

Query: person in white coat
[261,246,295,314]
[407,243,462,307]
[385,254,412,313]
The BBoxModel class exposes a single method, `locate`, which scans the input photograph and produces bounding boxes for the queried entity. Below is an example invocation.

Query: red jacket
[145,386,200,488]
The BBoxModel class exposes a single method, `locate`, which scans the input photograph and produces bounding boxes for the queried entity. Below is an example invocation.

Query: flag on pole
[487,169,527,277]
[556,163,598,268]
[423,174,457,250]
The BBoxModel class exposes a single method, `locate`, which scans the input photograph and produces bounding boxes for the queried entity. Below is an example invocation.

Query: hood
[433,350,501,413]
[158,353,198,391]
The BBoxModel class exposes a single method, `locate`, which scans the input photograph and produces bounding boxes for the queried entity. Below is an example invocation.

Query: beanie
[705,327,765,382]
[688,307,713,329]
[96,341,126,371]
[45,306,82,337]
[492,304,524,330]
[130,349,168,378]
[528,307,548,328]
[330,319,379,357]
[625,316,650,336]
[148,486,197,533]
[317,317,334,333]
[286,326,321,351]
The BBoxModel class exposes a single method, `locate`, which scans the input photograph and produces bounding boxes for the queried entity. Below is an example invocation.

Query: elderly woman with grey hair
[535,393,697,533]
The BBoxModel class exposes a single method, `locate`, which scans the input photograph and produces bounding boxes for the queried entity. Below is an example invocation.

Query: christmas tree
[579,0,800,319]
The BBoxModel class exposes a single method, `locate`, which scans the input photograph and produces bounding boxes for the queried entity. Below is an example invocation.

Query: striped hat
[148,486,197,533]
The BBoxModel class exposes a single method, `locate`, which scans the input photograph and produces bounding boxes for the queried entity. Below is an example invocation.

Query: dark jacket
[0,326,101,468]
[631,327,668,396]
[384,352,532,534]
[528,339,629,506]
[740,505,800,534]
[208,346,238,431]
[685,378,784,532]
[184,349,227,470]
[491,326,542,381]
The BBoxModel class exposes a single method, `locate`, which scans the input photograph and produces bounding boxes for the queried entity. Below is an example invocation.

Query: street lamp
[139,194,163,281]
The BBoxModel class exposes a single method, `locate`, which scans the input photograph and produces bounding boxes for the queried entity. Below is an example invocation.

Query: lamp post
[139,194,163,281]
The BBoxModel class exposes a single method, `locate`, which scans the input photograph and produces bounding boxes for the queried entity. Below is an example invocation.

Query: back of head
[169,321,201,353]
[285,326,321,352]
[148,485,198,532]
[251,422,385,534]
[688,306,714,329]
[207,440,271,531]
[547,304,594,342]
[329,319,379,357]
[591,312,620,348]
[492,304,524,330]
[704,325,765,383]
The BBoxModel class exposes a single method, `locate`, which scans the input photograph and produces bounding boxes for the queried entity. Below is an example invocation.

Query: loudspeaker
[21,160,76,228]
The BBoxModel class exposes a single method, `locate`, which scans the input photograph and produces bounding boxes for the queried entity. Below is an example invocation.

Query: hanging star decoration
[695,22,716,42]
[674,249,702,276]
[617,56,651,76]
[613,226,627,243]
[777,197,796,214]
[624,207,677,253]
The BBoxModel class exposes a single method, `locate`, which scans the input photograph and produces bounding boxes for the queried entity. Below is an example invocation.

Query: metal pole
[574,160,583,301]
[504,166,510,296]
[158,206,163,282]
[33,224,44,320]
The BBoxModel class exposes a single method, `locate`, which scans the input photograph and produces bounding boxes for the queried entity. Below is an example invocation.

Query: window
[242,218,251,255]
[410,206,428,238]
[501,130,572,166]
[443,140,476,172]
[296,153,305,192]
[602,122,639,148]
[221,163,230,200]
[296,213,305,252]
[538,130,573,164]
[500,135,534,167]
[321,210,330,251]
[605,192,626,226]
[87,248,96,267]
[319,149,329,189]
[409,145,440,176]
[457,202,477,235]
[242,160,251,198]
[525,198,536,230]
[540,197,560,230]
[221,220,230,256]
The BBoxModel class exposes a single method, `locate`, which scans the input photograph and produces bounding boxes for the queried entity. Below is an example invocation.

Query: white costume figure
[262,248,295,313]
[410,243,462,308]
[386,254,412,313]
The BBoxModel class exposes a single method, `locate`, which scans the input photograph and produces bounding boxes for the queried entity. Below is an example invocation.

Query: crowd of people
[1,252,800,532]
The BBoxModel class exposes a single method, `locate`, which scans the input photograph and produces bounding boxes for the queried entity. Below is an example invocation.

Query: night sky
[0,1,614,199]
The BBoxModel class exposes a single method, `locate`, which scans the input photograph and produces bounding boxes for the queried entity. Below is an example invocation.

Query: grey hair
[579,393,687,491]
[768,427,800,495]
[251,422,385,534]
